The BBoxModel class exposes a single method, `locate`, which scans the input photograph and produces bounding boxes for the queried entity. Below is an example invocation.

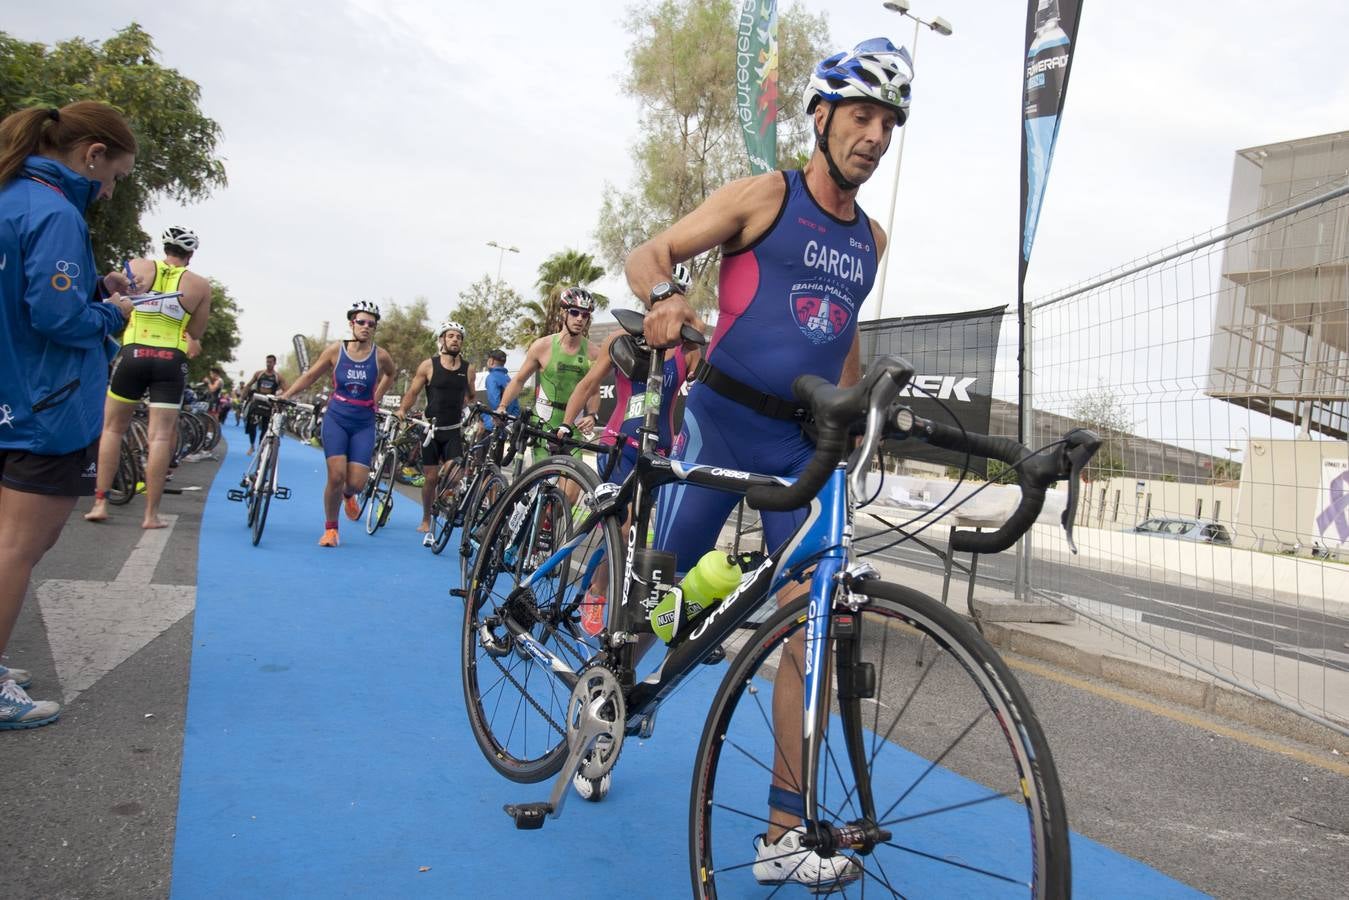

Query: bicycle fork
[797,561,891,859]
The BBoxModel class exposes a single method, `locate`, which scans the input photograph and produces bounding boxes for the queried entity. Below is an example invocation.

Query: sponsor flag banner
[1020,0,1084,271]
[292,333,310,373]
[860,306,1007,476]
[1314,458,1349,550]
[736,0,779,175]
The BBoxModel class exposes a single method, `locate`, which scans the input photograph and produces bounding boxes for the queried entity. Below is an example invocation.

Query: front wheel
[458,465,507,588]
[250,439,279,547]
[365,451,395,535]
[689,580,1071,899]
[461,456,617,783]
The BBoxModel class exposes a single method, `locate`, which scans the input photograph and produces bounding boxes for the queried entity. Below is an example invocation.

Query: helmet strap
[816,104,860,192]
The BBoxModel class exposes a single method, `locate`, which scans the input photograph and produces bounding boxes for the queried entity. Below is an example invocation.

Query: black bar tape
[951,486,1046,554]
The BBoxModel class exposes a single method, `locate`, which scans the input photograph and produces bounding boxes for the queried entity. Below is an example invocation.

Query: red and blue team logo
[792,293,851,345]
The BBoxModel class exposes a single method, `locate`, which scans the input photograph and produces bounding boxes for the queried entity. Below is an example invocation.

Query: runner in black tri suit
[242,355,286,455]
[396,319,476,542]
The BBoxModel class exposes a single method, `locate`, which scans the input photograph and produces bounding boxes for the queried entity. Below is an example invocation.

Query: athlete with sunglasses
[282,300,396,547]
[495,287,597,463]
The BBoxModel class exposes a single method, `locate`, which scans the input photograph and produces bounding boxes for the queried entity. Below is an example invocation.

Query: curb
[980,620,1349,754]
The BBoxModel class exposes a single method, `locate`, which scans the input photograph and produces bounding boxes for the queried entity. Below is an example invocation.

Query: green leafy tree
[1070,385,1137,483]
[186,279,241,382]
[0,24,227,268]
[375,298,435,393]
[532,249,609,338]
[451,276,526,363]
[595,0,829,311]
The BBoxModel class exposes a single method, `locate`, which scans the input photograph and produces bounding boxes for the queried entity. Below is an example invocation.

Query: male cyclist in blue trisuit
[628,38,912,889]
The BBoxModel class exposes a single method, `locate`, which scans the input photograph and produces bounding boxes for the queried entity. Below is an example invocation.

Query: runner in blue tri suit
[283,300,396,547]
[625,38,913,889]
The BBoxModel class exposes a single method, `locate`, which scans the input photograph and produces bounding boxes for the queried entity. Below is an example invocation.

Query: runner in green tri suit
[495,287,598,463]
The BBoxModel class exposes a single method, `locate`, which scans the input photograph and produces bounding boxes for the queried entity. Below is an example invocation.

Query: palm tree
[533,249,608,337]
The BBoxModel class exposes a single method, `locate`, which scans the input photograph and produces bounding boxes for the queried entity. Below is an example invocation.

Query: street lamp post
[872,1,953,319]
[486,240,520,288]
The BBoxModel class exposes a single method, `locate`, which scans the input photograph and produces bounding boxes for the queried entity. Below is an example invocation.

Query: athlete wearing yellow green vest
[495,287,599,462]
[85,226,212,529]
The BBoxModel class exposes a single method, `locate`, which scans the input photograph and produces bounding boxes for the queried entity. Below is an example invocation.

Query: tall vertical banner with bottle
[735,0,778,175]
[1020,0,1083,275]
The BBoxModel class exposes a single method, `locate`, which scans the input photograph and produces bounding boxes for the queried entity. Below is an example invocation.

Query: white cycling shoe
[752,827,861,893]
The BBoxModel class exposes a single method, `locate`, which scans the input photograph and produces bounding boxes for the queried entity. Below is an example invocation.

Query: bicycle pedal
[226,489,246,502]
[274,486,291,500]
[504,802,551,830]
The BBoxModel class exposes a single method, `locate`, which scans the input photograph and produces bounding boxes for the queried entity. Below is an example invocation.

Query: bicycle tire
[251,438,278,546]
[689,580,1071,899]
[430,467,462,555]
[107,443,138,505]
[199,411,222,451]
[461,456,617,783]
[365,451,395,535]
[458,464,507,588]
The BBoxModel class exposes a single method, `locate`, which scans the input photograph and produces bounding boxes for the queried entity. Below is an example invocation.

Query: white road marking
[36,515,195,702]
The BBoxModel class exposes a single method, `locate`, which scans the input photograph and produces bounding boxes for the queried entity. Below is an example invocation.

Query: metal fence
[1018,179,1349,735]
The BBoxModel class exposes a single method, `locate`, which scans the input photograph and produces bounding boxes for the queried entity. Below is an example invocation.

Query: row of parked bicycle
[104,384,224,506]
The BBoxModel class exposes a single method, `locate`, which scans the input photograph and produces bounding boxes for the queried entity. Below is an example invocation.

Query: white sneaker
[0,664,31,688]
[752,827,861,893]
[0,679,61,730]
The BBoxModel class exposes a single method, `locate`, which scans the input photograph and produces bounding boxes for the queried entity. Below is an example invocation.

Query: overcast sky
[7,1,1347,378]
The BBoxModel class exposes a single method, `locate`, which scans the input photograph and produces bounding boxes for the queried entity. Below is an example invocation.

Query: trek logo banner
[1020,0,1084,271]
[736,0,778,175]
[860,305,1007,476]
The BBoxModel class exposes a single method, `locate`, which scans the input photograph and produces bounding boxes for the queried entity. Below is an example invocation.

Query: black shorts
[421,428,463,466]
[0,441,100,497]
[109,345,188,408]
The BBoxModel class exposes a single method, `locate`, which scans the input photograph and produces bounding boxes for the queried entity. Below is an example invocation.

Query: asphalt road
[854,521,1349,673]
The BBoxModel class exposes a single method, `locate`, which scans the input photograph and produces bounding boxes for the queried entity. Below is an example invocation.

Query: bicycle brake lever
[1059,429,1102,554]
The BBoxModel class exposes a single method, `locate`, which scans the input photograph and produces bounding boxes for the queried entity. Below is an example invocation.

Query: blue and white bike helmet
[804,38,914,190]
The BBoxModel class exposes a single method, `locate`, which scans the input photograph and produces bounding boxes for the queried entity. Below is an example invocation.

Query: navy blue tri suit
[321,342,380,465]
[653,169,878,573]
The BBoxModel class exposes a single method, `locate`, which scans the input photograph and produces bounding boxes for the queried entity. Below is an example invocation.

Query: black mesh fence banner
[860,305,1006,476]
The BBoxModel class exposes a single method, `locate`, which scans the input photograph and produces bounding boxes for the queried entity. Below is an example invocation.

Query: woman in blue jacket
[0,101,137,730]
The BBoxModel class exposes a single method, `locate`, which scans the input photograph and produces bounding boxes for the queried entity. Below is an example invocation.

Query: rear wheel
[689,580,1071,899]
[107,443,138,506]
[461,457,616,782]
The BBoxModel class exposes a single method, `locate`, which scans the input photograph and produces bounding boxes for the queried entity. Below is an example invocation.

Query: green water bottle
[649,551,742,643]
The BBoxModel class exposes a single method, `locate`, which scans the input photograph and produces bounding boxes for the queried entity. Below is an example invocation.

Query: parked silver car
[1132,517,1232,544]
